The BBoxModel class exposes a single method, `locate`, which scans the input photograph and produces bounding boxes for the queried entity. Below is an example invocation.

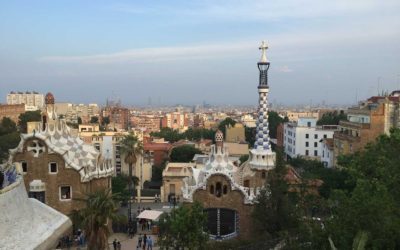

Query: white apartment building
[283,117,338,161]
[320,138,334,168]
[7,91,44,109]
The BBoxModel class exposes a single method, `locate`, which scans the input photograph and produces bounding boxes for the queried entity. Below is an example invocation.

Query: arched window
[215,182,222,197]
[244,180,250,187]
[261,172,266,179]
[223,185,228,194]
[210,185,214,194]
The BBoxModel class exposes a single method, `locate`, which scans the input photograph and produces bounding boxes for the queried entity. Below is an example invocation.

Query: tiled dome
[45,92,55,104]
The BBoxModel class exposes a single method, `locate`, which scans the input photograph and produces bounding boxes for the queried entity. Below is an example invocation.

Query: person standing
[112,239,117,250]
[142,234,147,250]
[147,236,153,250]
[117,241,121,250]
[138,234,142,247]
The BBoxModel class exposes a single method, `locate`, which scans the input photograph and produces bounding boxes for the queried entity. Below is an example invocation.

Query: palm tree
[119,133,143,223]
[77,189,122,250]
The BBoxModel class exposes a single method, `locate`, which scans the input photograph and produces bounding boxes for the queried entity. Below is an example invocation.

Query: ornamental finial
[259,41,268,63]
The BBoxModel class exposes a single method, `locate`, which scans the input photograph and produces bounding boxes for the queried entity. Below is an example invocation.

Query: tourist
[112,239,117,250]
[117,241,121,250]
[138,234,142,247]
[142,234,147,250]
[147,236,153,250]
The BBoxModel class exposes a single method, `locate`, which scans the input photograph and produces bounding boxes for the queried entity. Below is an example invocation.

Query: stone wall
[14,138,111,216]
[192,174,254,240]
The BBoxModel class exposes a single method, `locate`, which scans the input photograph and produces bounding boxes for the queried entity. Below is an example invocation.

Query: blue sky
[1,0,399,106]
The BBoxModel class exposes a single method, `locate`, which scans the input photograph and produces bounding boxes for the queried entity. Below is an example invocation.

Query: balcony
[339,120,370,130]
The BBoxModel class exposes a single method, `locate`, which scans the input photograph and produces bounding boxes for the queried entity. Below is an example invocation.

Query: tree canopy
[0,118,20,162]
[150,127,215,143]
[158,202,208,249]
[217,117,236,136]
[317,110,347,125]
[18,110,41,133]
[169,145,202,162]
[268,111,288,139]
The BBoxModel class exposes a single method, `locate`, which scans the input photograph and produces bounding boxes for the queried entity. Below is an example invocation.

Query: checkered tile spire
[254,89,271,150]
[254,41,271,151]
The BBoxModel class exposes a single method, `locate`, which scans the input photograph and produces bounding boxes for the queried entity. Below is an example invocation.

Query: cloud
[277,65,293,73]
[38,23,399,65]
[110,0,400,22]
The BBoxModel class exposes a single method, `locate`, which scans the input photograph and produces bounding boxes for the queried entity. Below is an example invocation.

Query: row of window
[305,150,318,156]
[210,182,228,197]
[21,161,58,174]
[305,142,319,147]
[305,133,328,139]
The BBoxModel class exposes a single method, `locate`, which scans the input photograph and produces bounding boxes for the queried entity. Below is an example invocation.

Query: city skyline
[1,0,399,106]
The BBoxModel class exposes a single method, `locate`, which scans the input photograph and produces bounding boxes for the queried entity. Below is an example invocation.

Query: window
[314,134,318,139]
[314,150,318,156]
[322,151,325,157]
[307,122,311,127]
[305,142,309,147]
[94,143,100,151]
[215,182,222,197]
[323,134,327,139]
[60,186,71,200]
[21,161,27,173]
[243,180,250,188]
[305,134,309,139]
[261,172,266,179]
[314,142,318,147]
[49,162,58,174]
[223,185,228,195]
[210,185,214,194]
[305,150,309,156]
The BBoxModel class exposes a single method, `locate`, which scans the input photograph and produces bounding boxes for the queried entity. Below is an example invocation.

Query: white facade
[283,117,337,161]
[321,139,334,168]
[6,91,44,109]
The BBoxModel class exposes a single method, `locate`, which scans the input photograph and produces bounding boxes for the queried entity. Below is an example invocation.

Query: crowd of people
[136,234,154,250]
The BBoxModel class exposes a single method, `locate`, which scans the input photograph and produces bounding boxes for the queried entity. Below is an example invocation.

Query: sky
[0,0,399,106]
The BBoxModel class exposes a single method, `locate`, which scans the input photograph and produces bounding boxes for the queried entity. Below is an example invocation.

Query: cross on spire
[259,41,268,63]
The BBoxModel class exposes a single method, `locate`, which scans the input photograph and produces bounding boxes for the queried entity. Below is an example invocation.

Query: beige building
[161,162,199,202]
[7,91,44,109]
[78,125,151,188]
[0,104,26,124]
[225,123,246,143]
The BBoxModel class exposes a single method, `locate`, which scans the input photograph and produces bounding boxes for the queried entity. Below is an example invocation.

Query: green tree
[18,110,41,133]
[170,145,202,162]
[268,111,286,139]
[218,117,236,136]
[317,111,347,125]
[0,118,20,162]
[77,117,82,125]
[158,202,208,249]
[245,126,256,147]
[102,116,110,126]
[74,189,122,250]
[252,149,298,239]
[120,133,143,222]
[324,129,400,249]
[111,174,138,204]
[239,154,249,164]
[90,116,99,124]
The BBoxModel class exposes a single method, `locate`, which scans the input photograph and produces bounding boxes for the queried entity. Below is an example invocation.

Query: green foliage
[152,160,167,182]
[245,126,256,147]
[73,189,123,250]
[317,111,347,125]
[218,117,236,136]
[102,116,110,125]
[111,175,130,203]
[18,110,41,133]
[252,149,298,239]
[158,202,208,249]
[268,111,286,139]
[0,118,20,162]
[289,157,355,199]
[170,145,202,162]
[150,127,215,143]
[90,116,99,124]
[324,129,400,249]
[239,154,249,164]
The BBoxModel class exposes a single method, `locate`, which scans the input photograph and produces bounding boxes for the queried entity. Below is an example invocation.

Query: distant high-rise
[6,91,44,109]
